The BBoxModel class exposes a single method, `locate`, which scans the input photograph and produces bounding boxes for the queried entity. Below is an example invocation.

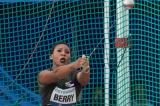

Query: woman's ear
[50,55,52,60]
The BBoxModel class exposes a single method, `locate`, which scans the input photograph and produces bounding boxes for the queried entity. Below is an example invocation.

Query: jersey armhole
[37,71,46,88]
[38,81,46,88]
[71,70,81,85]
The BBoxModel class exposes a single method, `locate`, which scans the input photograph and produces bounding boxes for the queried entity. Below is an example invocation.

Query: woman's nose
[61,51,66,56]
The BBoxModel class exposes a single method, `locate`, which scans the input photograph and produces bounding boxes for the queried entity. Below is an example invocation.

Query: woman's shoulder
[37,68,53,87]
[38,68,52,75]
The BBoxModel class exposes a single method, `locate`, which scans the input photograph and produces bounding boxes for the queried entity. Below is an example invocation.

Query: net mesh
[0,0,160,106]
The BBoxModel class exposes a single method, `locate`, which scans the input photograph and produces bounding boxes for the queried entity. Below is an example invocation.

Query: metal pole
[104,0,110,105]
[116,0,130,105]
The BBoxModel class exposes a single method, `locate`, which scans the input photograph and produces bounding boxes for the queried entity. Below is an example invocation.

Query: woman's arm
[77,55,90,86]
[38,55,87,85]
[77,65,90,86]
[38,63,75,85]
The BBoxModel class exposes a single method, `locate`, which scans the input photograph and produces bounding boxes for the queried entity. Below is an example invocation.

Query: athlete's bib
[50,87,76,104]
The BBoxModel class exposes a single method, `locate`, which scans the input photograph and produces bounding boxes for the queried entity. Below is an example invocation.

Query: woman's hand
[72,54,88,69]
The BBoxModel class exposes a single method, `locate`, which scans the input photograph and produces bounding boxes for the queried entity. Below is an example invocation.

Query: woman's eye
[66,51,70,54]
[57,50,61,52]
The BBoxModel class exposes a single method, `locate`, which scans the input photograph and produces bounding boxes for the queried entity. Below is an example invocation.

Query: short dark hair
[50,42,70,55]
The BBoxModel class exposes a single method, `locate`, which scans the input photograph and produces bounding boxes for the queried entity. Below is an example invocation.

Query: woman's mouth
[60,58,66,63]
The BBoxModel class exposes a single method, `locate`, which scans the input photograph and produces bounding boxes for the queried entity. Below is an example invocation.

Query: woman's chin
[59,62,68,66]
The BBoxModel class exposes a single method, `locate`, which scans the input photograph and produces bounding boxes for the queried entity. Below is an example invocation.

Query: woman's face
[50,44,71,67]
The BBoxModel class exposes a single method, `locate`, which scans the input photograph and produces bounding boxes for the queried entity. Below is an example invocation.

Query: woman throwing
[38,42,90,106]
